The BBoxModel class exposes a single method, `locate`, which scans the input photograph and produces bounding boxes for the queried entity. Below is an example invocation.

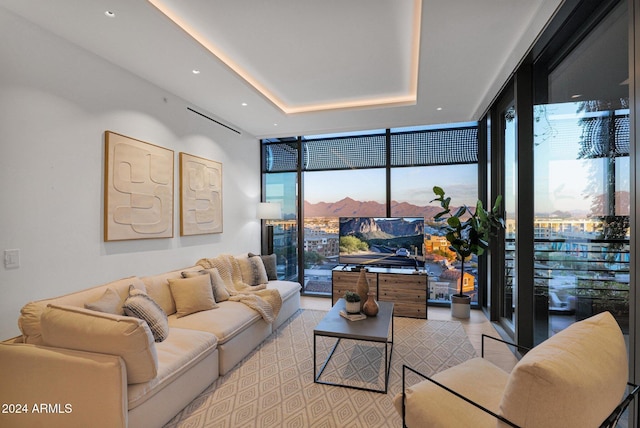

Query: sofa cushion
[249,252,278,280]
[168,275,218,318]
[123,286,169,342]
[141,266,202,316]
[266,280,302,301]
[40,304,158,384]
[84,287,124,315]
[168,301,262,345]
[499,311,628,428]
[236,253,269,286]
[127,327,218,409]
[19,276,146,345]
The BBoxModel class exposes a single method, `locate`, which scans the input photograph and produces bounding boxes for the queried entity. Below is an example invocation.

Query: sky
[303,165,478,207]
[532,102,629,215]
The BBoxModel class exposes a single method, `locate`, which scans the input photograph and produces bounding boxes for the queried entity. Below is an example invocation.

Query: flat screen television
[338,217,425,268]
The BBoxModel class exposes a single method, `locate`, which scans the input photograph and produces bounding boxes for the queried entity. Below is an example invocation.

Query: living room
[1,1,639,427]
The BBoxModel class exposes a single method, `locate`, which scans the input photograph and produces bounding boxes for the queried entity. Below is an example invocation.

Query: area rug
[164,309,477,428]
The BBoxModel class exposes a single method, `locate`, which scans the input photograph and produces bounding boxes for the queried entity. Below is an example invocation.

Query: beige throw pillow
[168,275,218,318]
[84,287,124,315]
[206,268,231,302]
[182,269,230,302]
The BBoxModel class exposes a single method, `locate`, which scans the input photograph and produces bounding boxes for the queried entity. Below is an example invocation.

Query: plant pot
[451,294,471,319]
[345,300,361,314]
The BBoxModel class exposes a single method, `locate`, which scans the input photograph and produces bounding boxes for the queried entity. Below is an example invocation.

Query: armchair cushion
[500,311,628,428]
[393,358,509,428]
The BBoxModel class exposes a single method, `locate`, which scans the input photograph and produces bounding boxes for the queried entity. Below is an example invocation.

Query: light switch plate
[4,249,20,269]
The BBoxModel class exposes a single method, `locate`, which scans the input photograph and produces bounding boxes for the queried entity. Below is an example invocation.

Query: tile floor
[300,295,519,372]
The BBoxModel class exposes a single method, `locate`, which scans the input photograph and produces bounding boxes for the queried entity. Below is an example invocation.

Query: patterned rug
[164,309,477,428]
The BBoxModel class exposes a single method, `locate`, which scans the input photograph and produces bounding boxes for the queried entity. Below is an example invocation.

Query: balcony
[506,237,630,333]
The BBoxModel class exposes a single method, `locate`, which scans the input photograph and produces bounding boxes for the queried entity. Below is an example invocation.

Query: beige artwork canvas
[104,131,174,241]
[180,152,223,236]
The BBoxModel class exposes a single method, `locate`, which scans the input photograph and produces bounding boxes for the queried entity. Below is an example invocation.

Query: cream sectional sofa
[0,254,301,428]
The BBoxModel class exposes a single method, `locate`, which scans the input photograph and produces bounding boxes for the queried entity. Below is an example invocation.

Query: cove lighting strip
[147,0,422,114]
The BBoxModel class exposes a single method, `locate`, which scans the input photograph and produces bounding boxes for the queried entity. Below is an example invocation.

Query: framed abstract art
[104,131,174,241]
[179,152,223,236]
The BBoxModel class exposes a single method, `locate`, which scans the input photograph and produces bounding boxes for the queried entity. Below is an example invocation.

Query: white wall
[0,9,261,340]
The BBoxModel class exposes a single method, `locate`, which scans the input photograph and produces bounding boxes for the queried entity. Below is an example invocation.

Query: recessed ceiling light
[104,11,115,18]
[241,102,248,107]
[436,107,443,111]
[192,69,201,75]
[273,123,278,127]
[571,94,582,99]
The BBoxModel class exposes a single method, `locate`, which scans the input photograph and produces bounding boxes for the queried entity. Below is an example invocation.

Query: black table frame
[313,299,394,394]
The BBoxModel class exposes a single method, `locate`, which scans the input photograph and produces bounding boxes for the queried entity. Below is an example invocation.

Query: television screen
[338,217,425,268]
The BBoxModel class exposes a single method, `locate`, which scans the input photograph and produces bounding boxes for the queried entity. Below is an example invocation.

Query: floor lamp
[257,202,282,255]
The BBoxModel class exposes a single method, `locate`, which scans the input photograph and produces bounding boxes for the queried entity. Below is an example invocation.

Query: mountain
[304,197,443,218]
[339,217,424,239]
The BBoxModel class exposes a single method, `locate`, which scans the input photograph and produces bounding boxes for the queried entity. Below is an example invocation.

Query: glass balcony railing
[506,237,630,333]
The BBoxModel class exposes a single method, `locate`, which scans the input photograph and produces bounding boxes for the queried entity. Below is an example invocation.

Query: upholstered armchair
[394,312,639,428]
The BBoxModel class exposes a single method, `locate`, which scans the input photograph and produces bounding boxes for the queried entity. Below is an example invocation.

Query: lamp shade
[256,202,282,220]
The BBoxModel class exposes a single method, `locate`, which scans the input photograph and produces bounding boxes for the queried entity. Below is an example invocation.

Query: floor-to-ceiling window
[302,130,387,294]
[532,0,629,340]
[262,123,480,300]
[486,0,630,336]
[483,2,635,422]
[484,6,634,425]
[390,125,479,304]
[262,142,299,281]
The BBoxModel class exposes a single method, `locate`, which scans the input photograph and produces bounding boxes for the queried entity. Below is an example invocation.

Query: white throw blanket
[228,290,282,323]
[197,255,282,323]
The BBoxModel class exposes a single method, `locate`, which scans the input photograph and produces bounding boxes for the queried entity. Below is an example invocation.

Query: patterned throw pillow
[123,286,169,342]
[237,255,269,286]
[249,253,278,281]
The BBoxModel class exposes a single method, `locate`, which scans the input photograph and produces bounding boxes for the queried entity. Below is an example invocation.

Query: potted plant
[431,186,505,318]
[344,291,362,314]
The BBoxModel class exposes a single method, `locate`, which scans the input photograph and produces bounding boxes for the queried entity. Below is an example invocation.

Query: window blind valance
[262,125,479,172]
